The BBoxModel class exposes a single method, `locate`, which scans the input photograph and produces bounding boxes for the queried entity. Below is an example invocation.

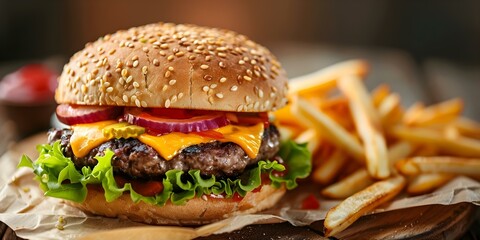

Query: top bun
[56,23,288,112]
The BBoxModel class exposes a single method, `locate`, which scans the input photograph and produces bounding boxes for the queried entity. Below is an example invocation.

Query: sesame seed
[142,47,149,53]
[121,69,128,77]
[230,85,238,91]
[204,75,213,81]
[246,69,253,76]
[81,85,88,93]
[216,46,227,51]
[205,56,212,61]
[237,105,243,111]
[168,66,174,71]
[178,92,184,99]
[141,101,148,107]
[133,60,139,67]
[202,86,209,92]
[106,87,113,92]
[172,48,179,53]
[217,52,226,57]
[220,77,227,83]
[167,55,174,61]
[126,76,133,83]
[208,96,214,104]
[132,55,139,61]
[216,93,224,99]
[126,61,133,68]
[258,89,264,98]
[165,99,171,108]
[210,83,217,89]
[135,99,141,107]
[219,61,226,68]
[142,66,148,74]
[165,71,171,78]
[238,60,245,65]
[160,43,168,49]
[243,76,252,81]
[251,59,257,65]
[109,49,116,55]
[188,55,196,60]
[159,51,166,56]
[131,95,137,102]
[153,59,160,66]
[169,79,176,85]
[200,64,209,70]
[162,85,168,91]
[175,51,184,57]
[133,82,140,88]
[171,95,178,103]
[122,95,128,102]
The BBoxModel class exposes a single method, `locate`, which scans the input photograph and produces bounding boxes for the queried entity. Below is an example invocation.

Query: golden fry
[391,126,480,157]
[339,75,390,179]
[324,175,406,237]
[321,169,374,199]
[407,173,455,195]
[371,84,391,108]
[295,129,321,154]
[455,117,480,139]
[293,96,365,162]
[312,149,348,184]
[396,156,480,176]
[288,60,369,96]
[404,98,463,126]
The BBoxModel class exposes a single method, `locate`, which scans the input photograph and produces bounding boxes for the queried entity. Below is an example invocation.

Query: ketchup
[0,64,57,103]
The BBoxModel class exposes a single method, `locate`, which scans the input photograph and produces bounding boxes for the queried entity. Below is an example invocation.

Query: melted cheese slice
[70,121,264,160]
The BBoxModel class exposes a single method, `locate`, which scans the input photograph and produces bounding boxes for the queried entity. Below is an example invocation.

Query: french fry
[407,173,455,195]
[321,169,374,199]
[295,129,321,154]
[404,98,463,126]
[414,145,439,156]
[391,126,480,157]
[403,102,425,125]
[378,93,402,126]
[277,125,302,143]
[455,117,480,139]
[288,60,369,96]
[292,96,365,162]
[339,75,390,179]
[371,84,391,108]
[396,156,480,176]
[312,149,348,184]
[324,175,406,237]
[388,141,414,164]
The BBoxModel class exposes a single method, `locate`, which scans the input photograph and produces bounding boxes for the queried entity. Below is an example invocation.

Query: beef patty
[48,124,281,179]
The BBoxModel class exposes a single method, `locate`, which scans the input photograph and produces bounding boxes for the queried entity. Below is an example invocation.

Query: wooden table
[1,45,479,239]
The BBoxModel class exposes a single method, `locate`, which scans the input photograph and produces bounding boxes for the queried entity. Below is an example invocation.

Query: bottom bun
[67,184,286,225]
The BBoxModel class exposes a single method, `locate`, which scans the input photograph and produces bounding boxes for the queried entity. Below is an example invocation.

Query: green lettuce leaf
[19,140,311,206]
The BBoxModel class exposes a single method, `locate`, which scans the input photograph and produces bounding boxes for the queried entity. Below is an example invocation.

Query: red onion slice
[124,108,229,135]
[56,104,121,125]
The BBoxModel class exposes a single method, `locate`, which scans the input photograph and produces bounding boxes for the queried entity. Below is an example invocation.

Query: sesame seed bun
[56,22,288,112]
[68,184,286,225]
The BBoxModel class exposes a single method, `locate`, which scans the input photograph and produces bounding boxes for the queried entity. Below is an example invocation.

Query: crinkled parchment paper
[1,134,479,239]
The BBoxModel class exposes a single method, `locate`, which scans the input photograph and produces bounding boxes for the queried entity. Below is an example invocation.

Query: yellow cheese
[70,121,117,157]
[69,121,264,160]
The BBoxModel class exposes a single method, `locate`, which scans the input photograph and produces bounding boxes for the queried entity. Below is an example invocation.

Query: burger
[19,23,311,225]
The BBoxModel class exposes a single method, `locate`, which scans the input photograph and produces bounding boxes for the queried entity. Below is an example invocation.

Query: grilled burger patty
[48,124,281,179]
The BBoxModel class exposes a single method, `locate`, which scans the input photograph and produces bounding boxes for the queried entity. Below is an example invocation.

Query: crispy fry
[388,141,414,164]
[295,129,320,154]
[391,126,480,157]
[396,156,480,176]
[378,93,402,126]
[312,149,348,184]
[372,84,391,108]
[288,60,369,96]
[404,98,463,126]
[455,117,480,139]
[277,125,302,143]
[403,102,425,125]
[321,169,374,199]
[324,175,406,237]
[407,173,455,195]
[339,75,390,179]
[293,96,365,162]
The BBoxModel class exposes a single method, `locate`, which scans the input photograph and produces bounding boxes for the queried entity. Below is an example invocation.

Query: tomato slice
[114,175,164,197]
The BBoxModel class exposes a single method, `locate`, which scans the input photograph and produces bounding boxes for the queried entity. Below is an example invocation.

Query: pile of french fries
[274,60,480,237]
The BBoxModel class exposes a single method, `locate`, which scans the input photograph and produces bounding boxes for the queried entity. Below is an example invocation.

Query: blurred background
[0,0,479,140]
